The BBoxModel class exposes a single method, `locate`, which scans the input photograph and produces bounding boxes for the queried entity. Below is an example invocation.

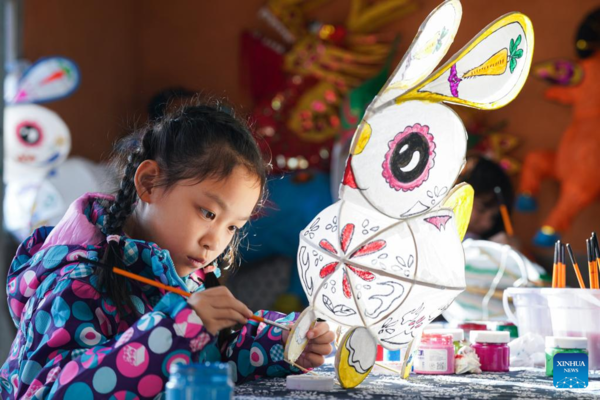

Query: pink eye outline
[16,121,43,147]
[382,123,436,192]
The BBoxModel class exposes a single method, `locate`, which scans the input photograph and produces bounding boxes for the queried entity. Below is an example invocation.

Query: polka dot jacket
[0,193,300,399]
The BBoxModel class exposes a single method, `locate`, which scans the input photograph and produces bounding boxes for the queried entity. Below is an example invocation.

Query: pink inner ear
[14,90,28,104]
[342,156,358,189]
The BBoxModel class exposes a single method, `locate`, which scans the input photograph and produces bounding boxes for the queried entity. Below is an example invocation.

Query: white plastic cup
[541,288,600,370]
[503,287,553,337]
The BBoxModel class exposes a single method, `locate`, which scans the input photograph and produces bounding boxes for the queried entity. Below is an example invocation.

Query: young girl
[460,155,515,243]
[0,103,334,399]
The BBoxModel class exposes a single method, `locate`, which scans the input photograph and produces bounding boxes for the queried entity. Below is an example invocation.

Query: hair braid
[106,151,144,233]
[96,132,149,321]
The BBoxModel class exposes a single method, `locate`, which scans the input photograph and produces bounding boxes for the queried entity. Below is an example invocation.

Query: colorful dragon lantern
[241,0,417,172]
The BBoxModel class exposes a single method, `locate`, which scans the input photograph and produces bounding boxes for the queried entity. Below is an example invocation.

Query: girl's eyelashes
[200,208,216,221]
[199,206,244,232]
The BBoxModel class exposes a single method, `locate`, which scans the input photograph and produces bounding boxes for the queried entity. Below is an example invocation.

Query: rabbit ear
[370,0,462,109]
[12,57,80,104]
[397,12,534,110]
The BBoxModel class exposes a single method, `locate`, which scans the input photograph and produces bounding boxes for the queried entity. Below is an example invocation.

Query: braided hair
[97,101,269,320]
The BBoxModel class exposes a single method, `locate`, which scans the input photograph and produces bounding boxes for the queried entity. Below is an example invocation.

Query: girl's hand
[187,287,253,335]
[284,322,335,369]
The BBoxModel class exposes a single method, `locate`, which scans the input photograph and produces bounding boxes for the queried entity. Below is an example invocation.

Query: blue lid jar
[166,362,234,400]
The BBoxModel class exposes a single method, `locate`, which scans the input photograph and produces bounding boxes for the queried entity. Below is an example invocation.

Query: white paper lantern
[287,0,535,388]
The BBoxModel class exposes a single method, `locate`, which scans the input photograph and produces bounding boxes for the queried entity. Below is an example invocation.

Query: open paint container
[541,288,600,370]
[503,287,553,337]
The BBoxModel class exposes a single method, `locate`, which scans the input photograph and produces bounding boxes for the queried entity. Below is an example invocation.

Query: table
[235,365,600,399]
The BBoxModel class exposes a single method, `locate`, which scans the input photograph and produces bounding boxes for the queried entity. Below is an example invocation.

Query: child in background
[0,102,333,399]
[147,87,195,122]
[460,155,516,244]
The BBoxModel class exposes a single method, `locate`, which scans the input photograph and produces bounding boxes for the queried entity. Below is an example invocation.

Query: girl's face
[131,164,261,277]
[468,193,499,237]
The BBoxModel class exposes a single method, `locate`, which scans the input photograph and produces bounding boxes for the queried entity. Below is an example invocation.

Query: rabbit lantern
[285,0,534,388]
[3,57,81,239]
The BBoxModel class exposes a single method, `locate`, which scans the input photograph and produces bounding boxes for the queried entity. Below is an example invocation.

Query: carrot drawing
[463,48,508,78]
[462,35,523,79]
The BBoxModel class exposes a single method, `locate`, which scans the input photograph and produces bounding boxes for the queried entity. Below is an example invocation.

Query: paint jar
[414,333,455,374]
[545,336,588,377]
[166,362,233,400]
[380,348,403,373]
[383,348,402,362]
[458,322,487,339]
[495,322,518,340]
[471,331,510,372]
[425,329,465,353]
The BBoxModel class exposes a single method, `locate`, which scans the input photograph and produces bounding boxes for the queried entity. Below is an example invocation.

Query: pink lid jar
[471,331,510,372]
[414,333,455,375]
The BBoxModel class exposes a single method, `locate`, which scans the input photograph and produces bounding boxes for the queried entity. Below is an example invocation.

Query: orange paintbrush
[79,257,290,331]
[551,241,566,288]
[552,241,558,288]
[566,243,586,289]
[587,239,599,289]
[592,232,600,278]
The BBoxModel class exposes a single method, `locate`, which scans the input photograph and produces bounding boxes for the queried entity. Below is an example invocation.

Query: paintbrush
[593,236,600,290]
[586,239,599,289]
[494,186,514,237]
[566,243,586,289]
[78,257,290,331]
[592,232,600,274]
[557,241,566,288]
[552,241,558,288]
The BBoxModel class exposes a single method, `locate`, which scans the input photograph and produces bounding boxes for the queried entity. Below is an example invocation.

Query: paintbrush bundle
[554,232,600,289]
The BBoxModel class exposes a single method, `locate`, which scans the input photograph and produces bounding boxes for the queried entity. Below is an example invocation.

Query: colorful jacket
[0,193,299,399]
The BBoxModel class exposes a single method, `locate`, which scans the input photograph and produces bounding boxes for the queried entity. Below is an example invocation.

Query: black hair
[576,8,600,59]
[460,156,514,239]
[97,100,269,321]
[147,87,196,122]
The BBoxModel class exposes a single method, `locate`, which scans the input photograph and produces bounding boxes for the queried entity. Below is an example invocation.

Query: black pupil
[390,132,429,183]
[19,125,40,144]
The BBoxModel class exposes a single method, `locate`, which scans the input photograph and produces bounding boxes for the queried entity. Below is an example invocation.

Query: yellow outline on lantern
[397,12,534,110]
[335,327,376,388]
[441,182,474,241]
[350,121,372,155]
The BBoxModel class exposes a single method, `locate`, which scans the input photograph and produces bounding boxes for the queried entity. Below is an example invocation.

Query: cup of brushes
[552,232,600,289]
[543,233,600,370]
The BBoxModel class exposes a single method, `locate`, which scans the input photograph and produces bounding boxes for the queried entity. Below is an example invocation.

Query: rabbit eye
[344,101,466,219]
[16,122,43,147]
[383,123,436,191]
[390,133,429,182]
